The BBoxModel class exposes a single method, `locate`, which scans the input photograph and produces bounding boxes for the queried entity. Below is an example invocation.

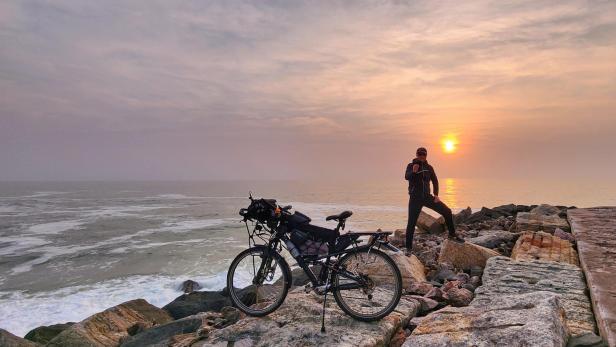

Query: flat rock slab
[475,256,596,337]
[568,207,616,346]
[404,291,569,347]
[198,288,421,347]
[516,212,570,233]
[511,231,579,265]
[438,239,500,270]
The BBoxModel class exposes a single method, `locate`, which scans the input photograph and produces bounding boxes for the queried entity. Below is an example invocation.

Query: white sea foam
[153,194,245,200]
[80,205,168,218]
[0,236,51,256]
[27,220,85,234]
[0,272,228,337]
[161,219,230,233]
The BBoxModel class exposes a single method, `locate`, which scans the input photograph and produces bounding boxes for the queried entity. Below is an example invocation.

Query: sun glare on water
[442,137,457,154]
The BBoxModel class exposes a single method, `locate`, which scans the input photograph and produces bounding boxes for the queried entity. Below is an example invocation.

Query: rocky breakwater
[403,203,608,347]
[3,203,606,347]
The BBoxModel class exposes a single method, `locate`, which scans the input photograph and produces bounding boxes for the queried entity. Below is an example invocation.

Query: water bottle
[284,239,301,258]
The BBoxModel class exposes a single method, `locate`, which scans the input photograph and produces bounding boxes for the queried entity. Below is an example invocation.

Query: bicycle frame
[243,218,398,293]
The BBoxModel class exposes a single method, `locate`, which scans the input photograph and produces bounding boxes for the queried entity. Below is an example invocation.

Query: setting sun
[442,138,457,153]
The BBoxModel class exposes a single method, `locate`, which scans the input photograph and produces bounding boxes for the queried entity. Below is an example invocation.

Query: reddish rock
[444,287,473,307]
[510,231,579,265]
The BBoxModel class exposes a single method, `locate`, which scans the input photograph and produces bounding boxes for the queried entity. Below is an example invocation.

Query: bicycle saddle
[325,210,353,221]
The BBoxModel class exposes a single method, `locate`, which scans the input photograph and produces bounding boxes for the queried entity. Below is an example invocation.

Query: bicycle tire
[332,248,402,321]
[226,245,291,316]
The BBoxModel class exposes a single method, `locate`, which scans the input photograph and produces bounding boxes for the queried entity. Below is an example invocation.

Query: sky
[1,0,615,181]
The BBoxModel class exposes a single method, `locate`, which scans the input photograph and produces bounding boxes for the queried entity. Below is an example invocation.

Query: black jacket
[405,159,439,198]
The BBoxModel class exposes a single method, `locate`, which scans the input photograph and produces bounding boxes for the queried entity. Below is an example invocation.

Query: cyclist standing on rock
[404,147,464,256]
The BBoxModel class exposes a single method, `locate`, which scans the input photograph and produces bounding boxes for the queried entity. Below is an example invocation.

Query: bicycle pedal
[314,284,331,295]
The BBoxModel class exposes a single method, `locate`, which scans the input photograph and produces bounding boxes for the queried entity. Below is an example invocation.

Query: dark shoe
[404,250,413,257]
[448,235,465,243]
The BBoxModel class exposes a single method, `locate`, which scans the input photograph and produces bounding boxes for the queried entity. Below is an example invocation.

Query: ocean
[1,179,615,336]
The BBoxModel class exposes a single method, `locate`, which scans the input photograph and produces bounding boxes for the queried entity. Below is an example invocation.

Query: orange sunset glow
[0,1,615,182]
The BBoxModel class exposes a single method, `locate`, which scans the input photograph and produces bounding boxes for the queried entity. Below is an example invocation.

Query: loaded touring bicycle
[226,194,403,332]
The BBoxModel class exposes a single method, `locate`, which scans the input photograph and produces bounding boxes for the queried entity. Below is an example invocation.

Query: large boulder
[387,252,427,288]
[197,288,421,346]
[403,292,569,347]
[163,290,232,320]
[475,256,596,338]
[47,299,172,347]
[349,251,426,290]
[516,211,571,233]
[121,307,241,347]
[417,211,445,234]
[24,323,74,345]
[510,231,579,265]
[531,204,562,216]
[0,329,40,347]
[437,240,500,270]
[453,207,472,224]
[466,230,518,249]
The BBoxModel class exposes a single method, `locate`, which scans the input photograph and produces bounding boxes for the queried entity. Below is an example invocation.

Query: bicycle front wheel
[333,248,402,321]
[226,246,291,316]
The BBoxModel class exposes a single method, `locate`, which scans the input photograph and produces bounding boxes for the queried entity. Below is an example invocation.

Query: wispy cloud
[1,0,615,180]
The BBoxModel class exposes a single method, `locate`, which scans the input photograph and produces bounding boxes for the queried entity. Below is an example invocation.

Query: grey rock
[453,207,472,224]
[475,256,596,337]
[0,329,39,347]
[516,211,571,233]
[531,204,562,216]
[163,290,232,320]
[453,272,470,284]
[433,268,456,283]
[466,230,518,249]
[24,323,74,345]
[462,283,476,293]
[469,266,483,277]
[200,288,421,346]
[180,279,201,293]
[403,292,569,347]
[566,332,608,347]
[425,287,445,302]
[554,228,576,242]
[121,314,205,347]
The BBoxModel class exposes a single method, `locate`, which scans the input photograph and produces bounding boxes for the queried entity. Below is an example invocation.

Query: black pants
[405,195,456,250]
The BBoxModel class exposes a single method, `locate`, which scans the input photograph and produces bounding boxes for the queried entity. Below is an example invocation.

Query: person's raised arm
[405,163,413,180]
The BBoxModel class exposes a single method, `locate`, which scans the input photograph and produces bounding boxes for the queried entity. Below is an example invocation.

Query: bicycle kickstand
[320,270,330,333]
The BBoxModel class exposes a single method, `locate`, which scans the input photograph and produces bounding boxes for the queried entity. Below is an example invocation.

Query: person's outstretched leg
[424,197,459,240]
[406,197,423,252]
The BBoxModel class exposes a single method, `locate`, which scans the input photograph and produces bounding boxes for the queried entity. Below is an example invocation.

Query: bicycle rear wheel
[333,248,402,321]
[227,246,291,316]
